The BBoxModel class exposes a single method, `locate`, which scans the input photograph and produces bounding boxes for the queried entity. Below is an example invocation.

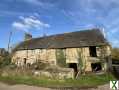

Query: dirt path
[84,84,110,90]
[0,82,110,90]
[0,82,51,90]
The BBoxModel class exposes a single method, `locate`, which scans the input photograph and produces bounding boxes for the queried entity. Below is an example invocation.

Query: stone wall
[34,66,74,79]
[66,48,79,63]
[12,49,57,66]
[65,47,91,71]
[12,45,111,72]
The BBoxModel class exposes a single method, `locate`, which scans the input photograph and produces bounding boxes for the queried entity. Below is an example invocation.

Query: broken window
[89,46,97,57]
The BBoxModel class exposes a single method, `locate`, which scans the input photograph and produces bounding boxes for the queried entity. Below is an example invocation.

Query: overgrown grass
[0,73,116,88]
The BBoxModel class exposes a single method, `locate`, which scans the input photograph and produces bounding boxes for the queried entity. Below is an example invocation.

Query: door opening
[69,63,78,76]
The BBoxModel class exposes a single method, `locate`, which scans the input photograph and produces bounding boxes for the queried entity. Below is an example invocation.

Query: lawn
[0,73,116,88]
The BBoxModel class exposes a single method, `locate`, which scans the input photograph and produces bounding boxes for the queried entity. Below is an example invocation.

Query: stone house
[12,29,111,73]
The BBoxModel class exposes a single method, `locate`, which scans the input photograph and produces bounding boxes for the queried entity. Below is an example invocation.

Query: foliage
[111,48,119,60]
[56,49,67,67]
[0,55,11,68]
[77,49,86,74]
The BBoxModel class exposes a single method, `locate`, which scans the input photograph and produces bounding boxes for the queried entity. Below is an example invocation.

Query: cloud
[78,0,119,10]
[22,0,54,9]
[33,13,40,17]
[0,10,30,17]
[24,0,43,6]
[75,24,97,30]
[12,16,50,32]
[62,0,119,22]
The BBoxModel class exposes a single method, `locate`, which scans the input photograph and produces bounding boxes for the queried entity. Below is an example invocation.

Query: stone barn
[12,29,111,73]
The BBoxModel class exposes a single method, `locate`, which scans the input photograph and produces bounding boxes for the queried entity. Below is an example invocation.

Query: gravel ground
[0,82,110,90]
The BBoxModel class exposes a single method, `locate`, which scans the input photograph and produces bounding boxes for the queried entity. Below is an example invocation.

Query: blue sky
[0,0,119,49]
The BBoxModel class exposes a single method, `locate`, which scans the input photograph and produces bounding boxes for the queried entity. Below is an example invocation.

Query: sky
[0,0,119,49]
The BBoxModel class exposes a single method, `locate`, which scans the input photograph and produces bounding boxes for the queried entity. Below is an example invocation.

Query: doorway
[69,63,78,76]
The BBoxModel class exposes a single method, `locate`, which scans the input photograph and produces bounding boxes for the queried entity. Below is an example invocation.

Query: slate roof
[13,29,109,51]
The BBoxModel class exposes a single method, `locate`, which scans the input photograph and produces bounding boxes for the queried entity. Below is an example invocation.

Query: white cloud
[12,16,50,32]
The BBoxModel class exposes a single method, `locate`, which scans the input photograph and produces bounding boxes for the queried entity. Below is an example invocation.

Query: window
[89,46,97,57]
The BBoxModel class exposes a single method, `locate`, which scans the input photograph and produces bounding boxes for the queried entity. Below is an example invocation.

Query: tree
[0,53,11,68]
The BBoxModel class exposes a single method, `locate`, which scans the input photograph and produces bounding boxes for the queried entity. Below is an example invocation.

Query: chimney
[24,33,32,41]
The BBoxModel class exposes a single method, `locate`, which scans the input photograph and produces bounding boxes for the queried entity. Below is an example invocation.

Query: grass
[0,73,116,88]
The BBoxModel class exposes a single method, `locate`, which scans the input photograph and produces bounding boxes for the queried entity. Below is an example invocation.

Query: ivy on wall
[77,48,86,74]
[56,49,67,67]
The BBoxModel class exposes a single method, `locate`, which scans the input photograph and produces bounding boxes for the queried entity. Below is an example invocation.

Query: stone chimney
[24,33,32,41]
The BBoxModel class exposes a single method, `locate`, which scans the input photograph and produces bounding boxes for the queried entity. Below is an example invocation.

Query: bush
[0,55,11,68]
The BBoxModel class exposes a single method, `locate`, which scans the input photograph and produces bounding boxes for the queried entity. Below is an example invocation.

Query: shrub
[0,55,11,68]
